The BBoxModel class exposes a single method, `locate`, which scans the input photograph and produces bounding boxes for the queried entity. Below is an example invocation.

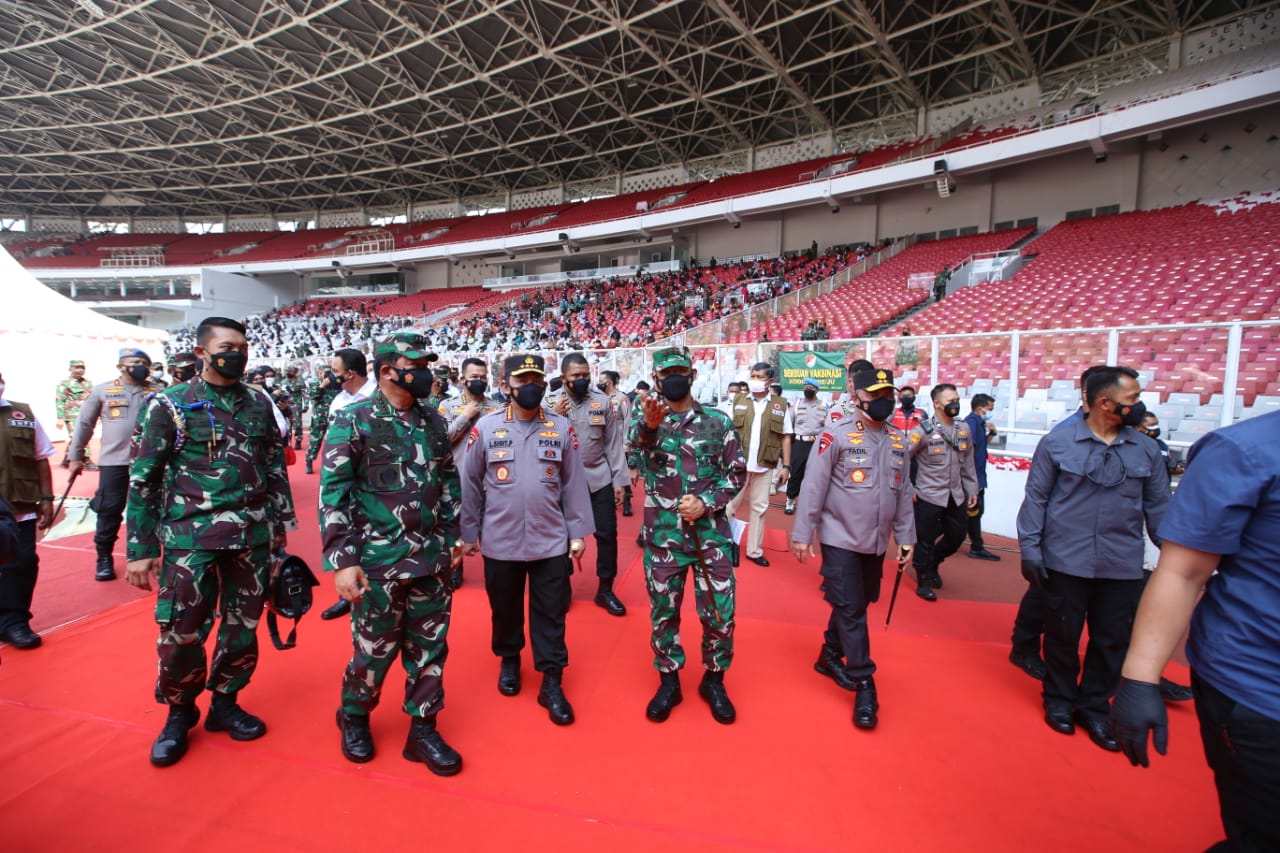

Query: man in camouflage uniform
[125,317,297,768]
[54,359,93,469]
[168,352,199,385]
[629,346,747,725]
[438,356,501,590]
[306,363,341,474]
[283,364,308,450]
[321,331,463,776]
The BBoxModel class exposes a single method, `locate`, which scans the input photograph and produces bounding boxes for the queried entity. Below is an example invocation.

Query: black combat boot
[204,691,267,740]
[621,495,633,517]
[150,703,200,767]
[852,676,879,729]
[449,565,464,591]
[94,551,116,582]
[593,579,626,616]
[813,644,857,691]
[698,670,736,725]
[498,655,521,696]
[537,669,575,726]
[645,671,683,722]
[930,571,943,590]
[305,461,314,474]
[336,709,374,763]
[915,574,937,602]
[403,716,462,776]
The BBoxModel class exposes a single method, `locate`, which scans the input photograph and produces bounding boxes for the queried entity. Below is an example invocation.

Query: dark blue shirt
[963,411,990,489]
[1017,417,1170,579]
[1158,411,1280,720]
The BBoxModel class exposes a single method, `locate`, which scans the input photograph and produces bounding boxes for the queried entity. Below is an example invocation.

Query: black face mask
[899,395,915,410]
[173,366,197,383]
[860,396,895,422]
[466,379,488,398]
[208,351,248,380]
[659,374,692,402]
[326,371,343,387]
[512,383,546,410]
[803,388,817,399]
[390,367,434,398]
[1145,427,1161,440]
[436,377,449,394]
[942,401,961,419]
[568,377,592,398]
[597,383,609,393]
[1110,399,1147,428]
[125,364,151,382]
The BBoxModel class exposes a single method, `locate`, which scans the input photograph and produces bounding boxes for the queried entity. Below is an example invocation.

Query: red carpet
[0,452,1220,851]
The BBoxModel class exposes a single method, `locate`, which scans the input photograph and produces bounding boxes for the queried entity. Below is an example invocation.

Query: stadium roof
[0,0,1273,219]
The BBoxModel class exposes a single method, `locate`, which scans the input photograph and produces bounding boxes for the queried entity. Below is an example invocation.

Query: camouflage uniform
[306,375,340,467]
[320,351,460,720]
[629,350,747,673]
[54,360,92,465]
[126,377,297,707]
[285,372,308,449]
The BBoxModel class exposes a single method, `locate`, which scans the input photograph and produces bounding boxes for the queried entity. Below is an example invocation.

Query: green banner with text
[778,351,846,391]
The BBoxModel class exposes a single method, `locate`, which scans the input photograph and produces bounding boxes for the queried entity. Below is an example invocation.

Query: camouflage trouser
[154,545,270,706]
[643,545,735,673]
[342,574,452,718]
[306,413,329,465]
[289,409,305,448]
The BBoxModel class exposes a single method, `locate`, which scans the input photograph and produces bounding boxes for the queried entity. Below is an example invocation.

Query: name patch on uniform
[7,416,34,428]
[495,465,510,482]
[851,470,867,483]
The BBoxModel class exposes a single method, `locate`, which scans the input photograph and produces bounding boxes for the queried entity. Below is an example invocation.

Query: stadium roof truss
[0,0,1272,219]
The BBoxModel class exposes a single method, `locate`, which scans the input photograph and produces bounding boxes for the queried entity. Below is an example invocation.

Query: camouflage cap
[853,367,896,392]
[69,359,85,367]
[170,351,197,368]
[374,331,437,361]
[652,346,693,371]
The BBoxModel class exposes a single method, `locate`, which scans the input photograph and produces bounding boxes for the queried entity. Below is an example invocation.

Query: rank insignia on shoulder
[830,411,843,422]
[817,432,834,454]
[855,420,865,431]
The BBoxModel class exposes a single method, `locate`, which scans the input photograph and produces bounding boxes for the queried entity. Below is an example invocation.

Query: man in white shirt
[328,348,376,417]
[726,363,792,566]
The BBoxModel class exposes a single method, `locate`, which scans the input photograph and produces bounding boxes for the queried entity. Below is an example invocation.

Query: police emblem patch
[495,465,510,482]
[817,431,834,454]
[851,470,867,483]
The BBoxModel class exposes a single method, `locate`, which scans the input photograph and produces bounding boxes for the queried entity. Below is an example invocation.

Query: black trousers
[1193,673,1280,853]
[1011,583,1046,657]
[966,488,987,550]
[589,485,618,581]
[786,438,816,500]
[483,554,571,672]
[819,545,883,678]
[90,464,130,556]
[1041,569,1143,721]
[0,519,38,631]
[912,496,966,582]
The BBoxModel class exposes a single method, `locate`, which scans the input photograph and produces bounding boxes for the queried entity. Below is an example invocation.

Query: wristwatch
[780,464,791,470]
[40,495,54,502]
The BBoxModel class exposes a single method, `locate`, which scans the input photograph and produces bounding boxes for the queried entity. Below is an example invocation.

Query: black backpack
[267,550,319,651]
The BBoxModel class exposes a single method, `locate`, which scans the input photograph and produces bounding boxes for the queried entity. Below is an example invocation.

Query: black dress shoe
[498,656,521,696]
[621,502,633,517]
[150,703,200,768]
[814,646,857,692]
[0,623,42,649]
[320,599,351,621]
[95,555,117,582]
[449,566,464,591]
[698,670,736,724]
[1074,712,1120,751]
[1009,650,1047,680]
[403,716,462,776]
[852,676,879,729]
[305,462,314,474]
[537,670,575,725]
[747,554,770,567]
[594,587,626,616]
[205,693,267,741]
[337,709,375,763]
[1160,677,1194,702]
[929,573,943,589]
[969,548,1002,562]
[1044,708,1075,735]
[915,584,937,602]
[646,671,683,722]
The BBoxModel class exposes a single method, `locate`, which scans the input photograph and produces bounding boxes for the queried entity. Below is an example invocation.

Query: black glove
[1109,677,1168,768]
[1020,558,1048,589]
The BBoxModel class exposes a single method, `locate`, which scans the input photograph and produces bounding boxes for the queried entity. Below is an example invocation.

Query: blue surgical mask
[982,411,994,422]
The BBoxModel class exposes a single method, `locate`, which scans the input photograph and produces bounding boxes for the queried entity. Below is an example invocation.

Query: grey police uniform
[908,419,978,591]
[560,389,629,581]
[793,409,916,679]
[70,376,162,561]
[786,396,829,502]
[459,405,594,672]
[439,394,502,469]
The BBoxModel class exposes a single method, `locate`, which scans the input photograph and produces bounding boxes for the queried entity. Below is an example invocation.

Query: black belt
[797,435,818,442]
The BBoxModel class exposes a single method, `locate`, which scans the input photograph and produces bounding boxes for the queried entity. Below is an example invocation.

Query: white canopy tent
[0,245,168,441]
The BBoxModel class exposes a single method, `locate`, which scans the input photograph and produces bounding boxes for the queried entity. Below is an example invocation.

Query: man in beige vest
[727,362,792,566]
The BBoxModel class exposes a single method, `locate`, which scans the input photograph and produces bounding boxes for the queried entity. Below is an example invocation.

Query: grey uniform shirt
[459,406,595,561]
[70,377,161,465]
[792,397,829,438]
[909,419,979,507]
[791,409,916,554]
[1016,417,1170,580]
[561,389,629,492]
[439,394,502,468]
